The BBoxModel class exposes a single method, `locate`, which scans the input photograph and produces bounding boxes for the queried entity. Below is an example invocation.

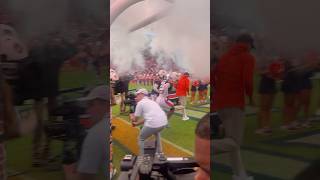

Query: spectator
[256,62,278,135]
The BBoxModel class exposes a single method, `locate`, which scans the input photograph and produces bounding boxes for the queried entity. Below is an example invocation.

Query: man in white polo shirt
[130,88,168,155]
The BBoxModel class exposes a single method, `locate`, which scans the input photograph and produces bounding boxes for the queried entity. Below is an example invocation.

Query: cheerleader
[296,52,318,128]
[256,60,282,135]
[281,60,300,131]
[201,80,209,103]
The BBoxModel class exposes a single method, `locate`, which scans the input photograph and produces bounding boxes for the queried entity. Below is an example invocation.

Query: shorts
[281,72,299,94]
[299,71,314,90]
[191,86,197,92]
[299,80,312,90]
[258,75,277,94]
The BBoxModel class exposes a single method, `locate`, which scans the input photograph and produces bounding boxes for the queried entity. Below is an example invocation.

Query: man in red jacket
[175,72,190,120]
[213,34,255,180]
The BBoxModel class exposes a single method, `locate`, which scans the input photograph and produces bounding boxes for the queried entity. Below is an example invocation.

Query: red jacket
[213,43,255,110]
[175,75,190,96]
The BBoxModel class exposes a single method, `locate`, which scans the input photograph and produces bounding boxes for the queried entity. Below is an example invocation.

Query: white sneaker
[232,175,254,180]
[255,128,272,135]
[110,168,117,179]
[182,116,190,121]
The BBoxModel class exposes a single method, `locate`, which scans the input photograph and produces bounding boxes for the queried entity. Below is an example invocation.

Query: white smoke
[110,0,210,79]
[6,0,69,39]
[110,24,147,74]
[214,0,320,63]
[5,0,107,40]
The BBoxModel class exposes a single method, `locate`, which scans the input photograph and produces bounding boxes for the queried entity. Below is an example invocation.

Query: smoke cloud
[214,0,320,63]
[4,0,107,40]
[110,0,210,79]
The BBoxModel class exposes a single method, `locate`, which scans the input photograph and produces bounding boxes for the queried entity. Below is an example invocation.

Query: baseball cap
[78,85,109,101]
[135,88,149,95]
[236,34,255,49]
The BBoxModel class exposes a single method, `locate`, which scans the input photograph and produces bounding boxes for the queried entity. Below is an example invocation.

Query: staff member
[175,72,190,121]
[130,88,168,155]
[213,34,255,180]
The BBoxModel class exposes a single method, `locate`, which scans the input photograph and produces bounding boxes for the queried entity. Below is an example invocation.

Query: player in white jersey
[156,79,175,119]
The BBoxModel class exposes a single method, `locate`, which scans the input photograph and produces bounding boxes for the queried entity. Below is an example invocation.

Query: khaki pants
[179,96,187,106]
[178,96,187,117]
[213,108,247,177]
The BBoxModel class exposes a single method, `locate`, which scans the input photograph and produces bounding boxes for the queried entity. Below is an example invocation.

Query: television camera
[118,140,198,180]
[123,89,137,113]
[44,87,90,165]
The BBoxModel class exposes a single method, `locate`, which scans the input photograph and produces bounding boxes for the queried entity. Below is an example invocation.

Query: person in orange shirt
[213,34,255,180]
[174,72,190,120]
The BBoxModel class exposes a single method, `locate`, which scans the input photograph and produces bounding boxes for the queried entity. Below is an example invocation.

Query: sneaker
[255,128,272,135]
[182,116,190,121]
[32,159,41,167]
[301,122,312,128]
[232,175,254,180]
[280,125,298,131]
[110,168,117,179]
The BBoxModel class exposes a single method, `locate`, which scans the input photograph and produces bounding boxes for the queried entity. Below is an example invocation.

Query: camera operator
[119,112,210,180]
[65,85,108,180]
[118,74,133,113]
[194,113,211,180]
[130,88,168,155]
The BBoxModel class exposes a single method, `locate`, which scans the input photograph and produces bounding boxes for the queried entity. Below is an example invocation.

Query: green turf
[212,172,230,180]
[6,136,64,180]
[215,150,309,179]
[128,83,153,91]
[60,69,107,89]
